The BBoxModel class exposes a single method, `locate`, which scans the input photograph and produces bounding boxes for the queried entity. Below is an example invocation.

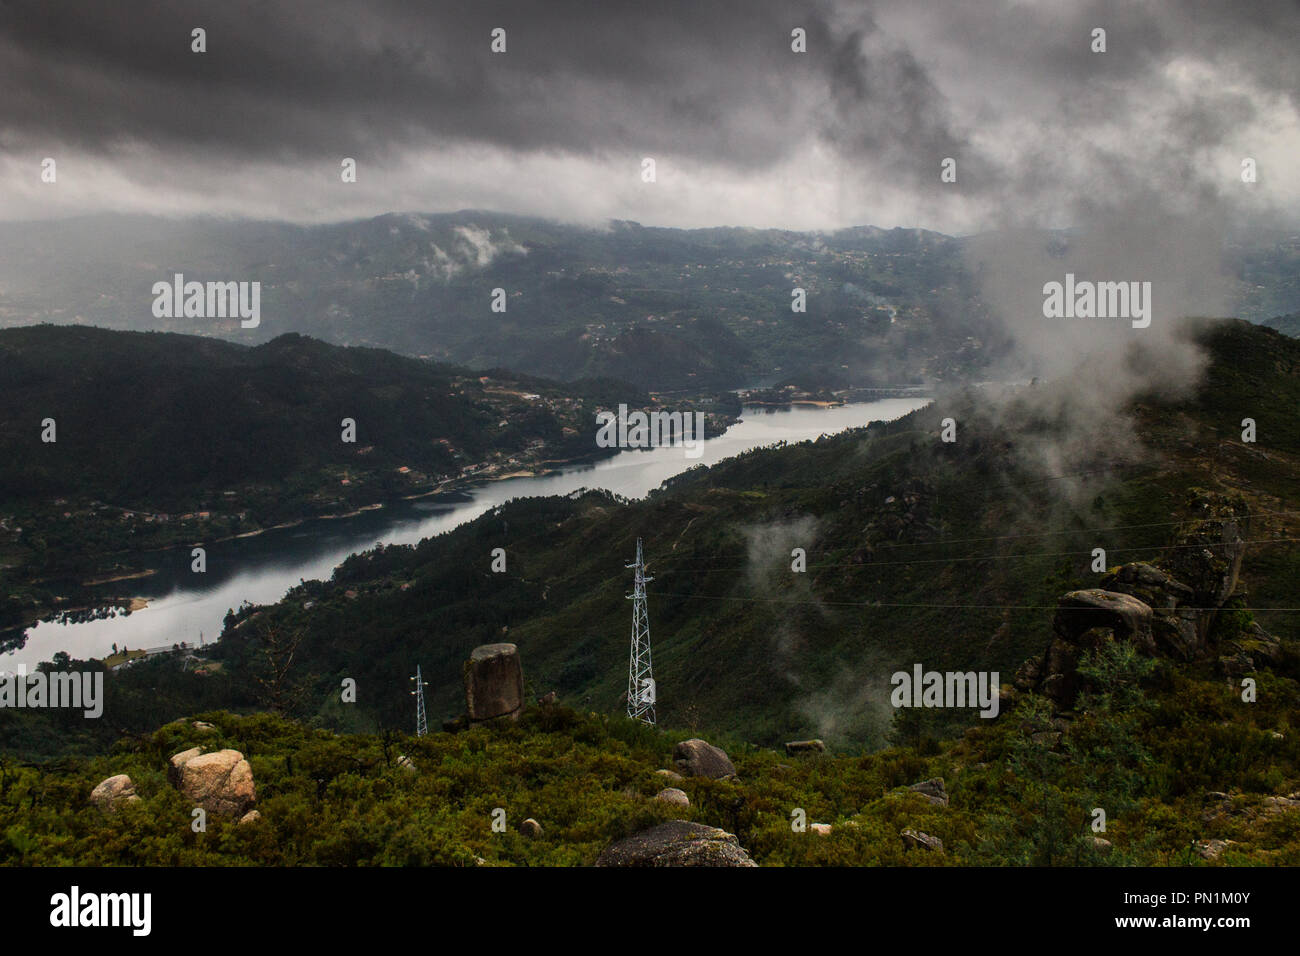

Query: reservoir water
[8,398,927,668]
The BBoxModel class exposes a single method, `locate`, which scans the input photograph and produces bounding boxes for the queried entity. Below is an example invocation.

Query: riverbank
[7,397,930,668]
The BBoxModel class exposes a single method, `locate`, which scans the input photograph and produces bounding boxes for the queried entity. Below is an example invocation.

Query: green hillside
[183,320,1299,748]
[3,319,1298,867]
[0,325,649,628]
[4,319,1295,753]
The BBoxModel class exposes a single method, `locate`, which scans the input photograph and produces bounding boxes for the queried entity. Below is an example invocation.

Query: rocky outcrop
[89,774,140,814]
[463,643,525,722]
[168,748,257,818]
[1058,590,1157,653]
[672,739,737,780]
[1162,504,1246,614]
[595,821,756,867]
[1030,589,1157,706]
[1020,496,1268,708]
[1098,563,1200,659]
[784,739,826,756]
[908,777,949,807]
[901,828,944,852]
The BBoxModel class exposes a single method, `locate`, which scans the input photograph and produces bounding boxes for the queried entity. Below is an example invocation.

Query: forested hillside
[5,320,1296,756]
[0,325,649,628]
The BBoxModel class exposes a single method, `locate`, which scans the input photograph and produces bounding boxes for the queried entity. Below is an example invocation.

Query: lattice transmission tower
[410,665,428,737]
[626,538,656,724]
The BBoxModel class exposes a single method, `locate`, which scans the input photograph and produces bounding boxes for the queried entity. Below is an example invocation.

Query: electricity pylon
[626,538,656,724]
[410,665,428,737]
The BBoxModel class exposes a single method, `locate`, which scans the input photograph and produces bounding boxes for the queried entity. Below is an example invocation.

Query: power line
[653,536,1300,575]
[646,590,1300,613]
[657,505,1300,568]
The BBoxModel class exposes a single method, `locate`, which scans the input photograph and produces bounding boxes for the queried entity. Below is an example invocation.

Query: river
[7,398,927,668]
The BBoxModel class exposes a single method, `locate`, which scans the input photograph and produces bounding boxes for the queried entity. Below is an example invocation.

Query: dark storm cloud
[0,0,853,166]
[0,0,1297,228]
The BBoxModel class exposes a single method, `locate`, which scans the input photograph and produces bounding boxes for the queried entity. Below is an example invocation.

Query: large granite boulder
[89,774,140,814]
[1035,590,1154,705]
[595,821,756,867]
[1054,590,1156,654]
[1099,563,1203,659]
[673,739,737,780]
[463,643,525,722]
[168,748,257,818]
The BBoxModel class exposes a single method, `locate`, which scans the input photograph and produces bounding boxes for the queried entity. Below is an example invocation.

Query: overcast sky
[1,0,1296,232]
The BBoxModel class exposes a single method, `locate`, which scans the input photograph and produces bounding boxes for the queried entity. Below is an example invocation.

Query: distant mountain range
[6,212,1297,393]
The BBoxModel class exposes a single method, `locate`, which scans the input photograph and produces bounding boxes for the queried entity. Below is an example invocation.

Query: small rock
[537,690,558,706]
[1262,795,1299,815]
[519,818,543,838]
[784,739,826,756]
[1092,836,1112,853]
[908,777,949,807]
[655,788,690,808]
[655,769,684,782]
[673,739,737,780]
[901,828,944,852]
[395,755,416,773]
[596,821,756,867]
[1194,838,1237,860]
[192,721,217,733]
[810,823,832,836]
[89,774,140,814]
[239,810,262,825]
